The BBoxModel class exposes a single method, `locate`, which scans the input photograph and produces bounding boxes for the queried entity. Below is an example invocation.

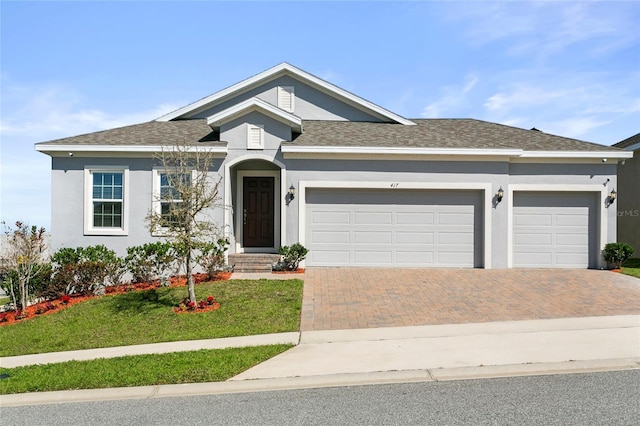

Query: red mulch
[0,271,231,327]
[272,268,304,274]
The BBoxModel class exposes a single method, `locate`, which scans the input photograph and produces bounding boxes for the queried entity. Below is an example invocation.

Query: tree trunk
[186,249,196,303]
[19,278,28,310]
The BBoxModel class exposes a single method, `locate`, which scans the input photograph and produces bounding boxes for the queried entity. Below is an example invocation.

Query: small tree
[146,142,224,304]
[2,221,48,309]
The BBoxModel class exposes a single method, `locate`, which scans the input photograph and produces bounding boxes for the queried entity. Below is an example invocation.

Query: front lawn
[621,258,640,279]
[0,345,292,394]
[0,279,303,357]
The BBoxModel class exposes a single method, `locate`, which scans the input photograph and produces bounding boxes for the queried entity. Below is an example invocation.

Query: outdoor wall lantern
[496,186,504,203]
[609,188,617,203]
[288,185,296,200]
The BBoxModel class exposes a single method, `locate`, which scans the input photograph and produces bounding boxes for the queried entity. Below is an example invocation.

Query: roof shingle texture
[36,120,224,147]
[36,118,621,152]
[292,119,619,152]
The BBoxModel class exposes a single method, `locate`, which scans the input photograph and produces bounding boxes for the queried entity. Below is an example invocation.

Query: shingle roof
[35,119,225,147]
[291,119,620,152]
[36,117,623,153]
[613,132,640,150]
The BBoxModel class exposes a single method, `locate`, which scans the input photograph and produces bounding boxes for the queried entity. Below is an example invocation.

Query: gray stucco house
[36,63,632,269]
[614,133,640,254]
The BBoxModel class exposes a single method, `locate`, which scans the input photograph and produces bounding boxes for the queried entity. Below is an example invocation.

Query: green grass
[621,258,640,279]
[0,345,292,394]
[0,279,303,357]
[0,296,9,305]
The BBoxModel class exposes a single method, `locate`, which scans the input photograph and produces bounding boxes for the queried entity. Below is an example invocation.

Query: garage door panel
[310,250,351,265]
[306,189,482,268]
[311,231,350,244]
[438,232,474,245]
[556,213,588,226]
[311,210,350,225]
[515,214,552,226]
[513,192,596,268]
[437,252,475,265]
[556,233,588,246]
[396,251,435,264]
[515,233,552,245]
[438,212,474,225]
[397,212,434,225]
[397,232,434,244]
[354,211,392,225]
[353,250,392,264]
[354,231,392,244]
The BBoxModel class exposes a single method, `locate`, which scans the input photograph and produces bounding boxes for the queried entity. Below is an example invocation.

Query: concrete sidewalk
[2,315,639,407]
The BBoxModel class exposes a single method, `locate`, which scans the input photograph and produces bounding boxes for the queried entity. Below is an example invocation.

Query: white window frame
[84,166,129,236]
[151,168,196,236]
[278,86,295,112]
[247,124,264,150]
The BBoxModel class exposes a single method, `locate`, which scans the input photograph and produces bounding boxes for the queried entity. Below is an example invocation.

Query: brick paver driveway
[300,268,640,331]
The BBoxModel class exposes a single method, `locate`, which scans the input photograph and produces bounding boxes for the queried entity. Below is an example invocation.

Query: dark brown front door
[243,176,275,247]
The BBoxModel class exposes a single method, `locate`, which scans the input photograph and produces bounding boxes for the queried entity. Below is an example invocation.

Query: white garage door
[305,189,483,267]
[513,192,597,268]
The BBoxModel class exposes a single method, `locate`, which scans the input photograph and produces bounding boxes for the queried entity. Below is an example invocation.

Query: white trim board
[297,181,493,269]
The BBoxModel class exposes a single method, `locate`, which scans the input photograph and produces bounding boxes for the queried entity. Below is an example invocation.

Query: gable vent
[247,124,264,149]
[278,86,295,112]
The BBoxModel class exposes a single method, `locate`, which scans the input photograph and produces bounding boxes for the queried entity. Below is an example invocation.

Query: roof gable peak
[156,63,414,126]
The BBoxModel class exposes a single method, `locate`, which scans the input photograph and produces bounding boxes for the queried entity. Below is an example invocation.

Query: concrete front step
[229,254,281,273]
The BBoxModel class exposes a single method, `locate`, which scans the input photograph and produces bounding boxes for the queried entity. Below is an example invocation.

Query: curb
[2,358,638,407]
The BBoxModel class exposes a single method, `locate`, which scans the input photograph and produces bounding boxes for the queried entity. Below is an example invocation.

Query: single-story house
[36,63,633,269]
[614,133,640,254]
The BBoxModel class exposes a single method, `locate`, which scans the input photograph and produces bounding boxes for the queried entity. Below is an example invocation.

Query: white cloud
[451,1,640,59]
[421,74,479,118]
[0,84,180,141]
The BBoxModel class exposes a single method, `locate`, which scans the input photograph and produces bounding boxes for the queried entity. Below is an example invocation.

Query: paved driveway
[300,268,640,331]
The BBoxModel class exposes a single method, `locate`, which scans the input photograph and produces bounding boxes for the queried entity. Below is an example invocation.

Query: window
[153,169,192,232]
[247,124,264,150]
[159,172,190,226]
[84,167,129,235]
[278,86,295,112]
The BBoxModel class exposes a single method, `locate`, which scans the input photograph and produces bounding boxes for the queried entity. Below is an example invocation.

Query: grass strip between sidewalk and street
[0,279,303,357]
[0,344,293,394]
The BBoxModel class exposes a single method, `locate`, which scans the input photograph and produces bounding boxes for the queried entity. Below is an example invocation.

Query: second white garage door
[305,189,483,267]
[513,191,598,268]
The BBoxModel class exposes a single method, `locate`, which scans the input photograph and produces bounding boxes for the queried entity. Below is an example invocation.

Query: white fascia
[518,150,634,159]
[157,63,415,126]
[206,97,302,132]
[36,144,228,155]
[281,146,523,156]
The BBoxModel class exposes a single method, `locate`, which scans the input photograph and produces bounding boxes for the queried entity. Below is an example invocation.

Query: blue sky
[1,0,639,231]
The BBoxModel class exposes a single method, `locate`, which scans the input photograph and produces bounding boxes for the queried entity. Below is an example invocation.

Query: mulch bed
[272,268,305,274]
[0,271,232,326]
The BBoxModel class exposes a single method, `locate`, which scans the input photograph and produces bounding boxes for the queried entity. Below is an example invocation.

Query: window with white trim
[278,86,295,112]
[247,124,264,150]
[84,167,129,235]
[152,169,192,231]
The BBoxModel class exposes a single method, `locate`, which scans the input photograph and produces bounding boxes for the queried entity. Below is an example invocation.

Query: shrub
[51,245,124,295]
[125,242,178,283]
[274,243,309,271]
[603,243,635,269]
[1,264,52,309]
[197,238,230,279]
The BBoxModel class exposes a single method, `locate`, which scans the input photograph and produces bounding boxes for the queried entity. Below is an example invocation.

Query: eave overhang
[281,145,633,161]
[35,144,228,157]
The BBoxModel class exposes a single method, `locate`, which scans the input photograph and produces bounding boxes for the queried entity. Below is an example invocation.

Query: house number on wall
[390,183,400,188]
